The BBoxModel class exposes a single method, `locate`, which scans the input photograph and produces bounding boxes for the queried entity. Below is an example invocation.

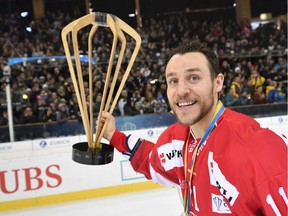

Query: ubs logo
[39,140,48,148]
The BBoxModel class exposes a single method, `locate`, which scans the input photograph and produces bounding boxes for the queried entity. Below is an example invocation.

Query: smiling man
[98,40,287,216]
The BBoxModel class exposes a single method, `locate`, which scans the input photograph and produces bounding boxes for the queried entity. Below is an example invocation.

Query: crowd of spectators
[0,9,287,127]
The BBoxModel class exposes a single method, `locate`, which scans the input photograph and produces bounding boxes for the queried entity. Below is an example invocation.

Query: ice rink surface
[2,187,184,216]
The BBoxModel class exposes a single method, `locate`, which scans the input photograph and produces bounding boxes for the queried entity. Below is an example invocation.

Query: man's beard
[170,91,215,127]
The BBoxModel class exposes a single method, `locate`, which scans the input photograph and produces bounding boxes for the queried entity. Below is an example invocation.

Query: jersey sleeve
[250,132,288,215]
[109,129,155,179]
[109,125,187,186]
[246,172,287,215]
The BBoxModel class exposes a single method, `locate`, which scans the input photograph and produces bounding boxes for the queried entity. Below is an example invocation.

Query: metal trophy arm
[95,15,142,145]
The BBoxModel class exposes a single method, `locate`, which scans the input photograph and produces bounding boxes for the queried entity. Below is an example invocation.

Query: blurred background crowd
[0,7,287,126]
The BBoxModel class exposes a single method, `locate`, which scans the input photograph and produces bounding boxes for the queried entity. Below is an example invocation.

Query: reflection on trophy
[61,12,141,165]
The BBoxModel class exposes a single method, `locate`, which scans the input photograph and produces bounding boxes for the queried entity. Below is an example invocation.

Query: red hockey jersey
[110,108,288,215]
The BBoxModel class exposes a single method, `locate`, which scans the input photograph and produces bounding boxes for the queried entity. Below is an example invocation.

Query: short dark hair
[169,40,220,79]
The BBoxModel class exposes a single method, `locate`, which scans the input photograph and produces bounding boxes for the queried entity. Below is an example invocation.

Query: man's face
[165,52,223,126]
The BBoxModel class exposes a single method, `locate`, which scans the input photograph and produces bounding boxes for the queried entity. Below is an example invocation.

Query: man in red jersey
[98,40,287,215]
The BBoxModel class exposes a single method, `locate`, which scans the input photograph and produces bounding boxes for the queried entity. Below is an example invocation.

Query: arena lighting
[150,79,158,84]
[21,11,29,18]
[22,94,29,100]
[260,13,272,20]
[25,26,32,32]
[129,13,135,17]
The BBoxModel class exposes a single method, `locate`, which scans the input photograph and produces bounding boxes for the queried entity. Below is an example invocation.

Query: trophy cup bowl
[72,142,114,165]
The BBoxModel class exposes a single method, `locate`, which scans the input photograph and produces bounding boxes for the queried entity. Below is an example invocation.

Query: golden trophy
[61,12,141,165]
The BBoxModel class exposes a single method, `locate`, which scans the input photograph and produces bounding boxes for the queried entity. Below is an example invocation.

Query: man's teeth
[178,102,194,107]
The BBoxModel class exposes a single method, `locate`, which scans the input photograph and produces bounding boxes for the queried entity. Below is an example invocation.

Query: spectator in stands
[133,68,145,88]
[266,79,276,95]
[250,69,266,89]
[125,75,137,95]
[223,71,233,91]
[230,74,243,98]
[11,82,22,106]
[68,93,81,120]
[266,80,286,103]
[19,106,39,124]
[238,90,254,106]
[222,87,239,107]
[118,89,128,116]
[93,79,103,93]
[151,92,168,113]
[93,93,102,116]
[56,102,70,123]
[40,83,52,102]
[33,96,49,121]
[242,78,255,97]
[274,68,288,83]
[29,82,41,106]
[46,74,57,92]
[220,60,233,75]
[141,98,154,114]
[142,83,156,102]
[131,89,142,103]
[57,85,70,102]
[0,110,8,125]
[42,107,56,122]
[118,89,139,116]
[251,85,267,104]
[48,92,61,108]
[140,64,152,83]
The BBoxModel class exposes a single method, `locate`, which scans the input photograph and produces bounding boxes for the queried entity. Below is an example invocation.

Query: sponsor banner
[32,136,81,151]
[0,141,32,154]
[0,149,143,202]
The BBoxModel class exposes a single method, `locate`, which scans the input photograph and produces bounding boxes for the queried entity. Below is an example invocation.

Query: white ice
[1,187,183,216]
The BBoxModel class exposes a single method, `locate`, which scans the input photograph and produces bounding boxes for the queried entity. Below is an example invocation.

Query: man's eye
[190,76,199,81]
[168,79,177,85]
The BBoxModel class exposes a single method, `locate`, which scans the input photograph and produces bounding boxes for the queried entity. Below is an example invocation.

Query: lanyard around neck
[183,101,225,215]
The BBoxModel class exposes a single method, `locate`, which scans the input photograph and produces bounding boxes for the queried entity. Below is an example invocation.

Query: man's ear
[215,73,224,93]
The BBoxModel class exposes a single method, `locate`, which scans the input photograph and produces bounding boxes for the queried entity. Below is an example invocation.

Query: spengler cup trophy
[61,12,141,165]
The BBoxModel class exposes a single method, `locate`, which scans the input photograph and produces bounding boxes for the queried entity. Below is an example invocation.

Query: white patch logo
[212,194,232,213]
[158,139,184,171]
[208,152,239,209]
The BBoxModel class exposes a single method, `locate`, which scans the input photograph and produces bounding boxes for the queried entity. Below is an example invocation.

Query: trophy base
[72,142,114,165]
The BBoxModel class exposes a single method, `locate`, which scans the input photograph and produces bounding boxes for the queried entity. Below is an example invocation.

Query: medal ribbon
[183,101,225,215]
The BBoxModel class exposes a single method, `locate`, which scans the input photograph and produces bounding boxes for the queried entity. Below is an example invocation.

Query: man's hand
[97,111,116,141]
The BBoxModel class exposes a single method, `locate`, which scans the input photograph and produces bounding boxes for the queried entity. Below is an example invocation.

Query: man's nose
[177,81,190,96]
